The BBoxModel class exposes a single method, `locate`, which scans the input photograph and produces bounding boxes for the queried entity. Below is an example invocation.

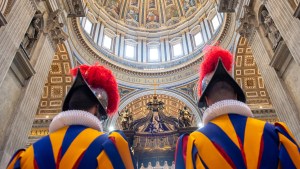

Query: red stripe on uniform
[257,136,264,168]
[238,136,247,166]
[34,159,39,169]
[72,150,86,169]
[212,141,236,169]
[56,146,62,169]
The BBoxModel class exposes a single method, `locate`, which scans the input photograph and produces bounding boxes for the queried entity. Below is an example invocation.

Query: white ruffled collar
[203,100,253,125]
[49,110,103,133]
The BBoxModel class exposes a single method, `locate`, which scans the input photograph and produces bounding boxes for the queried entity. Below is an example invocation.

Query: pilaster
[0,0,35,86]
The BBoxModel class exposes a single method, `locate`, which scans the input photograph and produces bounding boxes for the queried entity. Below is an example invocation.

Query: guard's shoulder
[275,122,298,145]
[6,149,25,169]
[108,130,128,142]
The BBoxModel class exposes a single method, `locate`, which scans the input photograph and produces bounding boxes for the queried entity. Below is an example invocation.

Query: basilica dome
[68,0,233,87]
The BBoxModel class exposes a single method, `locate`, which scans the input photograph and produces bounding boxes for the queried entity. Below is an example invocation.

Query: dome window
[194,32,204,47]
[149,47,160,62]
[125,44,135,59]
[103,35,112,50]
[173,43,183,58]
[83,18,93,35]
[211,14,221,32]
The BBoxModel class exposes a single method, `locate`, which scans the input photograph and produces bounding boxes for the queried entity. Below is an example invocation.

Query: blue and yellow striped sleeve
[6,149,25,169]
[97,130,136,169]
[275,122,300,168]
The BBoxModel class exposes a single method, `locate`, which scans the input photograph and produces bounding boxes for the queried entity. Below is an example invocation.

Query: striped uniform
[175,114,300,169]
[7,125,136,169]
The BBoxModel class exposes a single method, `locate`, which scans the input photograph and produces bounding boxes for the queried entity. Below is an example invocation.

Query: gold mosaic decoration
[234,37,278,122]
[29,44,73,141]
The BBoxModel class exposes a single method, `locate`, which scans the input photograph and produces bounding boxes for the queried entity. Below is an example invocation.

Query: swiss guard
[175,46,300,169]
[7,64,136,169]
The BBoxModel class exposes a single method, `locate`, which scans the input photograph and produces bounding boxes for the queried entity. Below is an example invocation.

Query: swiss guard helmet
[62,64,120,120]
[198,46,246,108]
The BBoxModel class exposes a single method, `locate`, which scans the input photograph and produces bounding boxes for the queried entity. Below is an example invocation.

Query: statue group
[178,106,193,128]
[119,109,133,130]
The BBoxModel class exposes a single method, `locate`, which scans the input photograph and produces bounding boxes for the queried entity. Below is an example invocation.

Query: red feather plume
[198,46,233,96]
[70,64,120,115]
